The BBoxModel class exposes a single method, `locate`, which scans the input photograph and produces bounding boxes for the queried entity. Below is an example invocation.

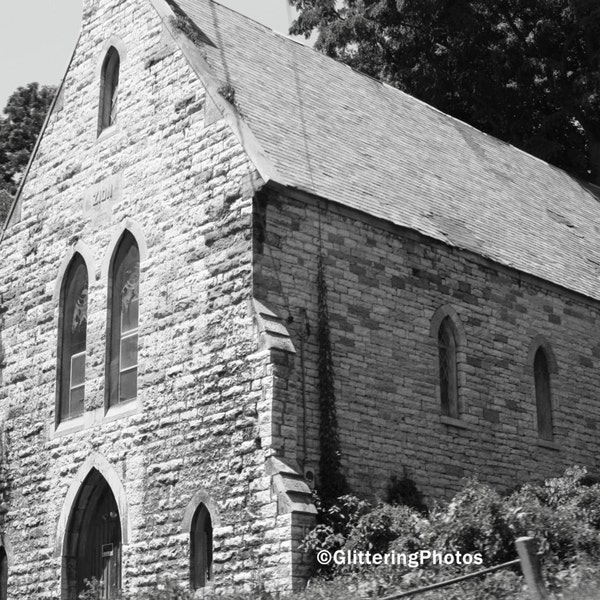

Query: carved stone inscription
[83,172,123,220]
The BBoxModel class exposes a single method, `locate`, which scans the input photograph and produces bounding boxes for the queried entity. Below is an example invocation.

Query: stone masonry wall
[253,187,600,504]
[0,0,295,596]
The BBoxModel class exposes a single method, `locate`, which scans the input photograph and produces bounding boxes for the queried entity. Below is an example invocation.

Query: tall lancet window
[108,233,139,406]
[190,504,213,589]
[99,47,120,133]
[59,254,88,422]
[438,317,458,418]
[534,347,553,440]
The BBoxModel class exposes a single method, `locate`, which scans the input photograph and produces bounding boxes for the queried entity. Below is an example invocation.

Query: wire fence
[376,537,548,600]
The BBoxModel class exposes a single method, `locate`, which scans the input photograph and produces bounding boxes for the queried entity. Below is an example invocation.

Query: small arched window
[438,317,458,418]
[58,254,88,422]
[99,47,120,133]
[534,347,553,440]
[190,504,213,589]
[0,546,7,600]
[108,233,139,406]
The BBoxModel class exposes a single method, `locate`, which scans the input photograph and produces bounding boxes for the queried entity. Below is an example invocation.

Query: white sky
[0,0,304,111]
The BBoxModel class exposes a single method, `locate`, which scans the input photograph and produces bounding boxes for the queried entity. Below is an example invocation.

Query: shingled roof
[166,0,600,301]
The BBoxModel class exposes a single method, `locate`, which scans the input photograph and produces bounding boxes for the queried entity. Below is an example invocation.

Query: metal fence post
[515,537,549,600]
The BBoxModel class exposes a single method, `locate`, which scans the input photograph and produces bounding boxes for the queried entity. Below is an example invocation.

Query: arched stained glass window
[58,254,88,422]
[438,317,458,418]
[99,47,120,133]
[190,504,213,589]
[534,347,553,440]
[108,233,139,406]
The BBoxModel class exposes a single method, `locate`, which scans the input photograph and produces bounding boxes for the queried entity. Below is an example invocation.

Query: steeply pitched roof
[169,0,600,301]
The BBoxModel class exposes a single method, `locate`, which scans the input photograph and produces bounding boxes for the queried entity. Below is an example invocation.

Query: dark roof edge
[265,179,600,308]
[0,33,82,244]
[148,0,282,185]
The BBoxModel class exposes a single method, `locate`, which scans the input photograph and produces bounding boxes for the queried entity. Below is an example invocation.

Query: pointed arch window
[108,233,139,406]
[534,347,553,441]
[99,47,120,133]
[438,317,458,418]
[190,504,213,589]
[58,254,88,422]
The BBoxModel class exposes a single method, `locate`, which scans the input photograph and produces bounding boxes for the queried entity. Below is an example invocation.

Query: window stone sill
[96,124,119,143]
[50,399,141,438]
[52,415,85,438]
[537,439,561,451]
[440,415,477,431]
[103,399,141,423]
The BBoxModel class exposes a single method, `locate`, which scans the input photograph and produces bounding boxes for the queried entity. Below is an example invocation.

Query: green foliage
[78,577,273,600]
[429,481,515,565]
[289,0,600,183]
[387,474,428,513]
[217,84,236,105]
[166,0,212,47]
[75,469,600,599]
[169,15,207,47]
[315,254,347,506]
[0,82,55,195]
[300,467,600,599]
[300,494,372,574]
[0,190,11,227]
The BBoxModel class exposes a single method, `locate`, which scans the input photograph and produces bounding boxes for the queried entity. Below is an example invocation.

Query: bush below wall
[77,466,600,599]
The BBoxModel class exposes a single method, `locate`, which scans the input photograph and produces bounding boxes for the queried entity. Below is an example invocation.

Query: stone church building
[1,0,600,597]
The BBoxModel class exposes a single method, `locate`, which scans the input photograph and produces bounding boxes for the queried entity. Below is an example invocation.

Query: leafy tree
[289,0,600,183]
[0,83,56,195]
[0,190,11,226]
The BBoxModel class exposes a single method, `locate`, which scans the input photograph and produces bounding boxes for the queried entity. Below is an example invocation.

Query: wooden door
[76,484,121,597]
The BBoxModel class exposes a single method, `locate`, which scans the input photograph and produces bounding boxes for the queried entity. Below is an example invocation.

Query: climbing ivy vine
[316,254,347,506]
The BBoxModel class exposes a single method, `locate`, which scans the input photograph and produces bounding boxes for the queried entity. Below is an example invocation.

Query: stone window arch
[527,336,558,441]
[99,46,120,133]
[190,504,213,589]
[57,253,88,423]
[182,491,220,590]
[430,305,467,418]
[107,231,139,407]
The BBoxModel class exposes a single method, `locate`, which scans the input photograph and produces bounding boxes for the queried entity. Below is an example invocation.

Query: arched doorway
[63,469,121,599]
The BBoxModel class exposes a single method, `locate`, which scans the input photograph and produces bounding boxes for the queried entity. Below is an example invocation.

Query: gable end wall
[0,0,303,595]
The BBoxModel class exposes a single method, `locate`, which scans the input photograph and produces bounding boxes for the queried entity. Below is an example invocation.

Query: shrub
[386,475,428,514]
[78,467,600,600]
[299,467,600,599]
